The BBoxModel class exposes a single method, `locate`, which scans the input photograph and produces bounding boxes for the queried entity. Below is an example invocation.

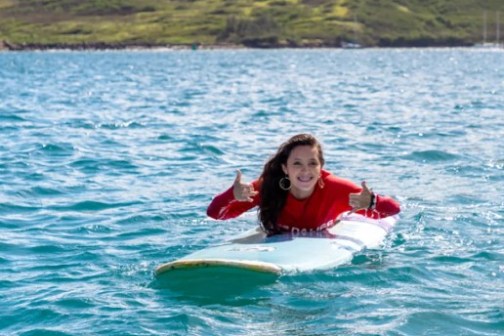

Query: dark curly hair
[258,134,325,234]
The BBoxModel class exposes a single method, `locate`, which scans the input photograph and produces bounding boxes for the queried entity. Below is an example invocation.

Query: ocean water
[0,48,503,336]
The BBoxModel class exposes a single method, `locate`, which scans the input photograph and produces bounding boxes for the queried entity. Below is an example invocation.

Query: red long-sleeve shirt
[207,170,400,232]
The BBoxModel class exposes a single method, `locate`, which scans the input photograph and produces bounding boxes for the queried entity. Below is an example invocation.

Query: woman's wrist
[368,192,376,210]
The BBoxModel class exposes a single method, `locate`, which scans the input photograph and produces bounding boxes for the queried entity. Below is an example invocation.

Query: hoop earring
[279,176,291,191]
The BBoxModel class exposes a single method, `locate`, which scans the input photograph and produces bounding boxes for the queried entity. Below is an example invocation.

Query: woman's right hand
[233,170,258,202]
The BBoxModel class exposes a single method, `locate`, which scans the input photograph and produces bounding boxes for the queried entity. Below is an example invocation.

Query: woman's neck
[289,186,315,200]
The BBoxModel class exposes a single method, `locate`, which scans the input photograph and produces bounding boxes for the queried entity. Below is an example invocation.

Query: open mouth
[297,176,314,183]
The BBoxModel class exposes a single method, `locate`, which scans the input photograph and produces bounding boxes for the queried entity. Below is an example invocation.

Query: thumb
[234,169,242,184]
[361,181,371,194]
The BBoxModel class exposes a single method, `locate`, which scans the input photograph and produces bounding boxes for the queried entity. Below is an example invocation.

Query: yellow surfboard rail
[155,258,282,276]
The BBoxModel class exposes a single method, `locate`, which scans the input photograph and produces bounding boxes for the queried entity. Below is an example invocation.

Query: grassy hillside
[0,0,503,49]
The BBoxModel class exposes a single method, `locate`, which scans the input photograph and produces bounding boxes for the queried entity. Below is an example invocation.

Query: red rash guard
[206,170,400,232]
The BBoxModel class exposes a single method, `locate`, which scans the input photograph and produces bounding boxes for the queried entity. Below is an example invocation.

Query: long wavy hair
[258,134,325,234]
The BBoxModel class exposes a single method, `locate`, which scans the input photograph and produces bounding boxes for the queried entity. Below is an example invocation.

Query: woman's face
[282,145,322,199]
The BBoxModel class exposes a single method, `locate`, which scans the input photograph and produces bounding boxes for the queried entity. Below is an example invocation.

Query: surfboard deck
[155,213,397,276]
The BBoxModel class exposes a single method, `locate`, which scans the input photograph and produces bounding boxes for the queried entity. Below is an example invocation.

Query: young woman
[207,134,400,234]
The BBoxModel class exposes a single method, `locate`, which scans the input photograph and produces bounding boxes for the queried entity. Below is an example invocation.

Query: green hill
[0,0,503,49]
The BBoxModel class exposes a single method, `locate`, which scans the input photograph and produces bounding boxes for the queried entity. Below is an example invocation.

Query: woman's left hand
[349,181,374,211]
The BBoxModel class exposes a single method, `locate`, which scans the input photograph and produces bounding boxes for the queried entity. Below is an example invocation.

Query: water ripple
[1,49,503,336]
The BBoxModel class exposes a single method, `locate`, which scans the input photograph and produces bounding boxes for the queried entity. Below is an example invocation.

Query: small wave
[70,158,138,172]
[445,163,486,177]
[430,255,473,264]
[69,158,99,170]
[54,297,95,309]
[116,214,167,225]
[98,121,145,129]
[5,307,67,333]
[116,227,167,239]
[106,159,138,170]
[396,311,504,335]
[402,150,460,163]
[471,251,503,261]
[35,142,75,158]
[0,202,41,213]
[158,133,176,141]
[487,159,504,170]
[0,114,27,122]
[64,119,96,130]
[19,327,73,336]
[75,224,112,234]
[385,265,435,284]
[180,142,225,156]
[30,186,64,196]
[49,200,139,212]
[29,244,69,254]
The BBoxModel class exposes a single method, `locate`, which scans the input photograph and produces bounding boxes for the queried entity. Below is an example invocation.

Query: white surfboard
[155,213,398,276]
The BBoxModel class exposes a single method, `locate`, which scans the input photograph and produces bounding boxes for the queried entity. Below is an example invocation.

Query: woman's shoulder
[251,178,263,190]
[321,169,360,191]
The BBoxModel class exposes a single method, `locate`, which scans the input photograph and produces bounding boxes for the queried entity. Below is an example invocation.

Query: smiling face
[281,145,322,199]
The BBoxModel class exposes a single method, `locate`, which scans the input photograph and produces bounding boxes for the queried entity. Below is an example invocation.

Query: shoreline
[1,40,500,52]
[0,41,237,51]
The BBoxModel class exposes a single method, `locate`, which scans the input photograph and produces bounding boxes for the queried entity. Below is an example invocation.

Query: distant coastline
[0,39,480,52]
[0,40,244,51]
[1,0,502,52]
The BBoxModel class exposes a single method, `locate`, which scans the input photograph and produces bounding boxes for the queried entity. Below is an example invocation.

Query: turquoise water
[1,49,503,335]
